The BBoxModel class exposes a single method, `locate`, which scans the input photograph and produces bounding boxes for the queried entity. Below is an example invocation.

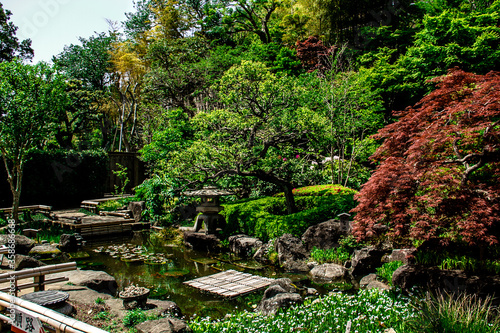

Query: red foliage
[352,69,500,246]
[295,36,336,73]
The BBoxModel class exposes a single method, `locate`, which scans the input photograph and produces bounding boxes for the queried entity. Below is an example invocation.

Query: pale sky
[2,0,136,63]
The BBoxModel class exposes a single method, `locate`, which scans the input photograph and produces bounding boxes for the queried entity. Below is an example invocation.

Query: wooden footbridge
[44,204,149,237]
[50,213,144,237]
[184,270,273,298]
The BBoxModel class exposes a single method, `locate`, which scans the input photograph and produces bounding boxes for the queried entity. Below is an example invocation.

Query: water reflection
[77,232,291,318]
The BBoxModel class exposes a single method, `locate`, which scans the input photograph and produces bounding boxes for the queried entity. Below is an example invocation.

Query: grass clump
[415,250,500,275]
[190,289,413,333]
[407,292,500,333]
[376,261,404,285]
[95,297,105,305]
[79,208,97,216]
[98,200,123,212]
[98,197,137,212]
[310,246,351,264]
[93,311,111,320]
[122,309,158,328]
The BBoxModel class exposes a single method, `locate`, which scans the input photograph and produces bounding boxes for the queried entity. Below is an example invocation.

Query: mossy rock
[28,245,62,259]
[68,252,90,260]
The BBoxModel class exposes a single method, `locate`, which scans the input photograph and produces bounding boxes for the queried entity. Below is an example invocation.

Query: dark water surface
[74,232,314,319]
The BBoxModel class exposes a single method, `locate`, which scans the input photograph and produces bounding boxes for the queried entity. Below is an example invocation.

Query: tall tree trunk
[12,186,21,222]
[283,184,297,215]
[3,156,23,222]
[12,163,23,222]
[250,170,298,215]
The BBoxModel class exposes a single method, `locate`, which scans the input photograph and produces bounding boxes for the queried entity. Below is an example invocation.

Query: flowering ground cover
[190,289,415,333]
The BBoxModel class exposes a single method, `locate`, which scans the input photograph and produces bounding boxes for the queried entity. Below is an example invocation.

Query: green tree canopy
[360,0,500,113]
[0,61,67,221]
[53,32,117,91]
[165,61,323,213]
[0,3,33,62]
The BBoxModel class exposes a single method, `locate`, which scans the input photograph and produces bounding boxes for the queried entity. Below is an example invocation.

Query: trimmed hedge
[274,184,357,197]
[0,149,108,208]
[222,185,357,241]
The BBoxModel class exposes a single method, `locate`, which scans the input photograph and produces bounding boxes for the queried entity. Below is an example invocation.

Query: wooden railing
[0,205,52,215]
[0,262,77,296]
[0,291,108,333]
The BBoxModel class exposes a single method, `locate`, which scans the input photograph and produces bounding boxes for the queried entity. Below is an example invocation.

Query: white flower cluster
[190,289,416,333]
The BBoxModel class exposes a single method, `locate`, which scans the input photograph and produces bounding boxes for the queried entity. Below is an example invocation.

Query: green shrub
[18,219,72,243]
[407,292,500,333]
[415,251,500,275]
[98,200,122,212]
[310,247,351,264]
[274,184,357,197]
[376,261,404,285]
[122,309,157,327]
[98,197,137,212]
[134,175,190,225]
[113,163,130,195]
[222,185,356,241]
[338,235,365,253]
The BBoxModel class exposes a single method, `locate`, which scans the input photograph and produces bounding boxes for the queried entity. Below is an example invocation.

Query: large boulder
[381,248,416,265]
[14,255,46,271]
[135,318,192,333]
[228,235,262,258]
[160,301,183,318]
[309,263,349,284]
[350,246,387,276]
[301,220,347,252]
[128,201,146,223]
[269,278,297,293]
[359,273,377,289]
[256,278,303,316]
[58,234,80,253]
[274,234,309,272]
[253,242,273,265]
[393,265,500,299]
[183,231,221,253]
[366,280,390,290]
[61,269,118,295]
[0,235,35,255]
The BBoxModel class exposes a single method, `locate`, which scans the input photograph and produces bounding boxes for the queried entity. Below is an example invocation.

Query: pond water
[71,231,324,319]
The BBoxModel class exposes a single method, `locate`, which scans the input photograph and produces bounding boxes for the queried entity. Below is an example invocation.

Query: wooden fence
[106,152,146,194]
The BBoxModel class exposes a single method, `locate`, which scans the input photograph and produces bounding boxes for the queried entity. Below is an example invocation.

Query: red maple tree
[295,36,336,73]
[352,69,500,247]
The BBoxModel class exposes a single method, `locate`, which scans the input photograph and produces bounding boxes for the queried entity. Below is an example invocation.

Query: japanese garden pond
[65,231,332,319]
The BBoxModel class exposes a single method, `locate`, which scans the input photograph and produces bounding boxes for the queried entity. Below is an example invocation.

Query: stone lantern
[183,186,233,234]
